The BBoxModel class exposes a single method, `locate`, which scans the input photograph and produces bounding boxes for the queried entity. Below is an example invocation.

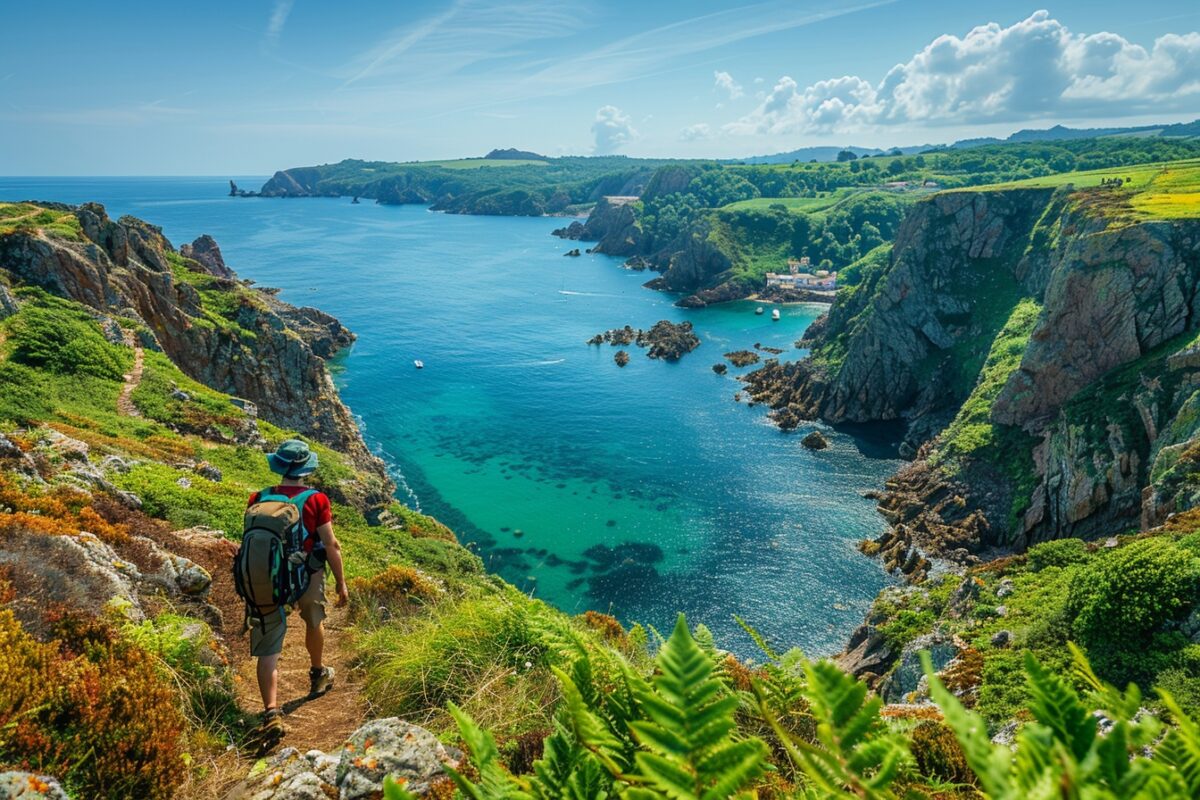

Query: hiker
[234,439,349,744]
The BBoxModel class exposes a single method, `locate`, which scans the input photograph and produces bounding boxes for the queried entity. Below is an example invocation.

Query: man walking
[247,439,349,744]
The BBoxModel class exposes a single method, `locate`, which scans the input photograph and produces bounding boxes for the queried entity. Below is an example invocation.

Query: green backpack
[232,488,320,625]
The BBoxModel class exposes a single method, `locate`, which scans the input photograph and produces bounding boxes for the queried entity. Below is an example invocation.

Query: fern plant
[923,647,1193,799]
[444,614,770,799]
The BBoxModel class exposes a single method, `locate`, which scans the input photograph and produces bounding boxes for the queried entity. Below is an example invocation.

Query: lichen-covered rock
[0,772,71,799]
[881,632,957,703]
[336,718,456,798]
[0,530,144,629]
[232,718,456,799]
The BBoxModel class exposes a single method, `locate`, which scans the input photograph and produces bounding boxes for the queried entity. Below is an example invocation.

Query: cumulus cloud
[727,10,1200,135]
[679,123,711,141]
[714,70,744,99]
[592,105,638,153]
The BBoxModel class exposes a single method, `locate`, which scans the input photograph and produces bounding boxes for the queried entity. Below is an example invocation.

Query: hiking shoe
[309,666,335,696]
[253,708,287,755]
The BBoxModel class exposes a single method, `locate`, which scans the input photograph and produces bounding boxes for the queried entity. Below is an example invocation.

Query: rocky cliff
[0,203,392,511]
[745,183,1200,563]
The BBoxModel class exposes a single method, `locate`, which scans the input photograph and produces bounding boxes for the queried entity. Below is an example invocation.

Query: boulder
[835,624,893,680]
[881,632,957,703]
[232,718,457,799]
[990,629,1013,648]
[0,772,71,799]
[712,363,728,375]
[0,284,20,320]
[801,431,829,450]
[614,350,630,367]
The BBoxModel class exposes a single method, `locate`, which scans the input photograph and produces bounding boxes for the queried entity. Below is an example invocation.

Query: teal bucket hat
[267,439,319,477]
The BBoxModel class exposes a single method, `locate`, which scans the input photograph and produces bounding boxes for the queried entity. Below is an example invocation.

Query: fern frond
[1156,689,1200,797]
[734,614,782,662]
[922,652,1014,798]
[445,703,533,800]
[1023,651,1096,762]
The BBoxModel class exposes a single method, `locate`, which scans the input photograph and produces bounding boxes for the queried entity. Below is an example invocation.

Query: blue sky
[2,1,1198,174]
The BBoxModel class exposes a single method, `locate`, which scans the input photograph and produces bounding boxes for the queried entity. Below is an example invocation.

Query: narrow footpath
[117,329,144,416]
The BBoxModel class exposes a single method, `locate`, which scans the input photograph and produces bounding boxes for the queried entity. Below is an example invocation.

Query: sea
[1,176,899,657]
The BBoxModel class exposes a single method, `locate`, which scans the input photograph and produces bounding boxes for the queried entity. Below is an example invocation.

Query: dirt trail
[117,329,144,416]
[157,529,370,797]
[231,601,369,754]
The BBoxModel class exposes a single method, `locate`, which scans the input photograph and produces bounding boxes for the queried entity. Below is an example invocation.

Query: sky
[1,1,1198,174]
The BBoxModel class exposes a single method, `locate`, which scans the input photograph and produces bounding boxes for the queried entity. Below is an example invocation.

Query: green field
[722,187,857,214]
[968,158,1200,219]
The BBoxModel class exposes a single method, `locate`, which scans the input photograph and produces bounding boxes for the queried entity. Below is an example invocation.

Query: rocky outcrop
[588,321,700,361]
[801,430,829,450]
[746,189,1058,442]
[259,167,328,197]
[179,234,233,278]
[0,204,392,507]
[555,197,643,256]
[757,183,1200,559]
[229,718,458,799]
[725,350,761,367]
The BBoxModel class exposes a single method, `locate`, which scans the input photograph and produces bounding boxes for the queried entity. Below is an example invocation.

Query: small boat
[413,360,424,369]
[771,309,781,321]
[755,306,764,315]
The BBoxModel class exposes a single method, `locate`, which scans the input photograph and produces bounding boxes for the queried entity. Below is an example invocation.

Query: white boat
[755,306,764,315]
[414,360,424,369]
[771,309,781,321]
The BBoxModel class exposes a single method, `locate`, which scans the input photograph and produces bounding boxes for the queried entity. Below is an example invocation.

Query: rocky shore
[587,320,700,361]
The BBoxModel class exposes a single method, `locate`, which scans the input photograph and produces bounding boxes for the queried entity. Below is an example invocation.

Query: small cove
[2,176,900,655]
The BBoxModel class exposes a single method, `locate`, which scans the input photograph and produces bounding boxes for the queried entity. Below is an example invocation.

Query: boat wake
[483,358,567,368]
[558,290,619,298]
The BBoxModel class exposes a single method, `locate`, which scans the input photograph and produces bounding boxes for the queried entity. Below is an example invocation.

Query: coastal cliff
[0,203,392,512]
[744,177,1200,566]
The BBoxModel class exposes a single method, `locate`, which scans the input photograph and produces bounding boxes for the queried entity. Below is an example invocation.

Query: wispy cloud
[266,0,295,44]
[338,0,587,87]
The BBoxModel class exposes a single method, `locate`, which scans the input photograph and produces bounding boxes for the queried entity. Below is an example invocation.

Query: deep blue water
[1,176,898,656]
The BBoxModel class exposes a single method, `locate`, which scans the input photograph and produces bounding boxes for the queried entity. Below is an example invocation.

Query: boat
[771,309,781,321]
[414,360,424,369]
[755,306,764,315]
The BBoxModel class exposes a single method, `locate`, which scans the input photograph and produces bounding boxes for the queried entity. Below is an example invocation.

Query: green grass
[721,188,855,214]
[0,203,83,240]
[964,157,1200,220]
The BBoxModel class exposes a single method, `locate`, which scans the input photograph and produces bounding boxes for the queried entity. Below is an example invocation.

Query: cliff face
[747,185,1200,561]
[0,203,393,511]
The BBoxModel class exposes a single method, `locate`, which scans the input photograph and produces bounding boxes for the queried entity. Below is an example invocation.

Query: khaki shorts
[249,569,327,657]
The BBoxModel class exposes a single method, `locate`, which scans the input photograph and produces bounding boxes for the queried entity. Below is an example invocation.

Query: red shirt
[248,485,332,552]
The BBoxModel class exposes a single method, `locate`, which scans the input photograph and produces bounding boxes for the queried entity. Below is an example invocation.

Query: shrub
[7,301,129,381]
[579,610,628,646]
[1067,538,1200,671]
[909,720,974,786]
[350,564,442,614]
[0,610,187,800]
[1027,537,1088,571]
[0,473,128,542]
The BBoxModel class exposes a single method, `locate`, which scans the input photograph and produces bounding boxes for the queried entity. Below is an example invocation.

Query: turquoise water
[2,177,898,655]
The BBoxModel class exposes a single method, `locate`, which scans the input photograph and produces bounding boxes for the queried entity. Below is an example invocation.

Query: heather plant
[0,609,188,800]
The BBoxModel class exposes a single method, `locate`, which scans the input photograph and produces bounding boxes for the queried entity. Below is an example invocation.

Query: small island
[588,320,700,362]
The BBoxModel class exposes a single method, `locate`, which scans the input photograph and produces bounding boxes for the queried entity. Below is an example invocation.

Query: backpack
[233,487,320,626]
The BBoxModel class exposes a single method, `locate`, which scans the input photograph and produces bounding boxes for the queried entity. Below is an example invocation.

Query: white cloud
[266,0,295,44]
[592,105,638,153]
[714,70,744,99]
[727,10,1200,135]
[679,123,711,141]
